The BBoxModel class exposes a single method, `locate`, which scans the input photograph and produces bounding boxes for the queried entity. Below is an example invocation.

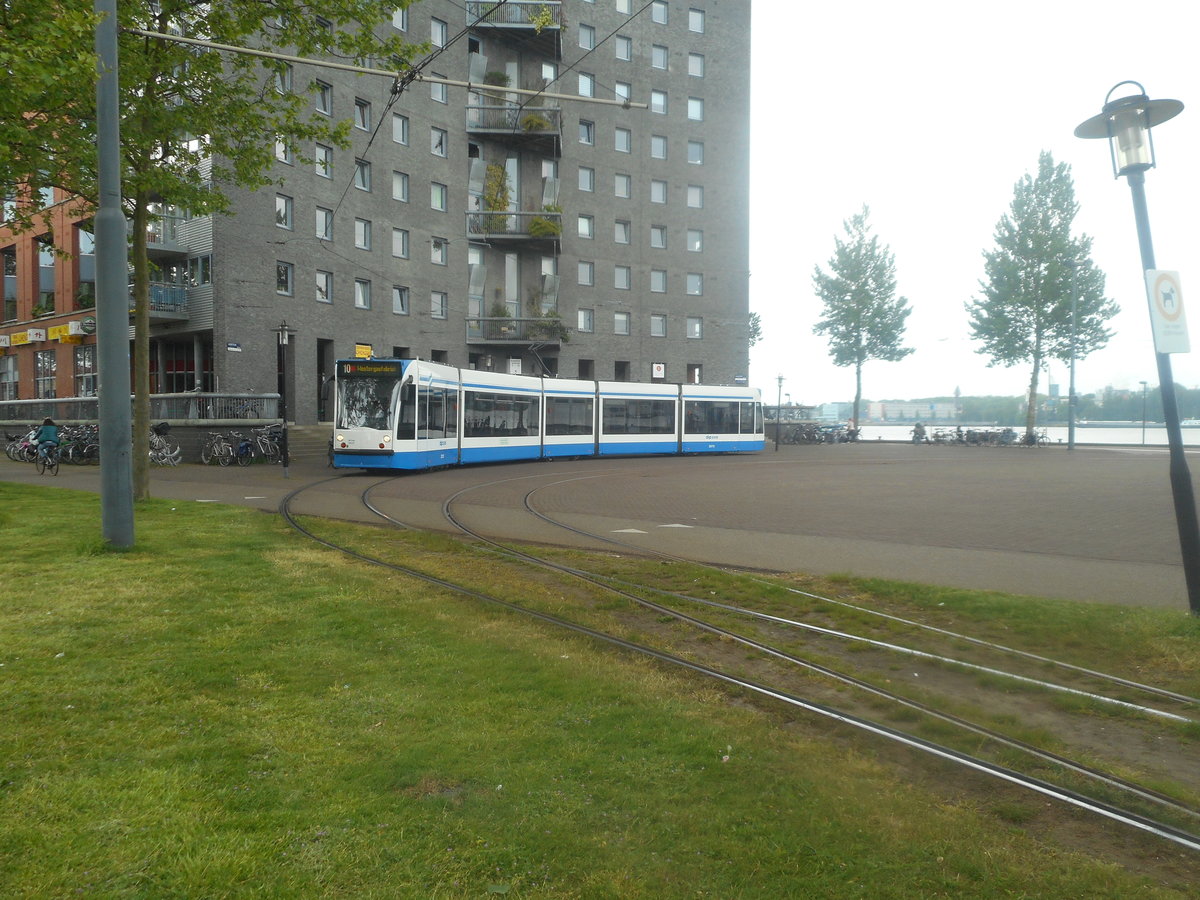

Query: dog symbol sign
[1146,270,1190,354]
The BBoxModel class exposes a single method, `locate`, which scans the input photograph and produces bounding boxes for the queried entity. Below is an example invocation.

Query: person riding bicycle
[34,417,59,459]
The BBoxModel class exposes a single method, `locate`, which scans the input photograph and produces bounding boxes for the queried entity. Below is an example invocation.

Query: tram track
[277,472,1200,856]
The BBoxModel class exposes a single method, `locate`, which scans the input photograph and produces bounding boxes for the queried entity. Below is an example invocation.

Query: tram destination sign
[338,360,403,378]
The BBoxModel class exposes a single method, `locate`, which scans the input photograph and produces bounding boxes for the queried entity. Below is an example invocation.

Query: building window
[578,166,595,192]
[615,127,631,153]
[616,0,631,11]
[686,363,702,384]
[577,308,594,333]
[352,279,371,309]
[34,349,56,398]
[353,98,371,130]
[274,62,293,94]
[688,8,705,32]
[392,227,409,258]
[651,135,667,159]
[430,76,447,103]
[578,214,593,238]
[275,194,293,229]
[431,182,447,211]
[687,272,704,295]
[431,127,448,157]
[354,159,371,191]
[187,255,211,286]
[614,220,630,244]
[614,173,631,198]
[688,53,705,77]
[0,356,16,402]
[392,113,409,144]
[650,269,667,293]
[316,206,333,240]
[315,81,332,115]
[651,44,668,69]
[579,120,595,144]
[315,143,332,178]
[650,314,667,337]
[276,261,294,295]
[392,285,409,315]
[650,179,668,204]
[392,7,407,29]
[615,35,632,60]
[274,139,293,165]
[687,184,704,208]
[316,269,333,303]
[650,225,666,249]
[688,97,705,121]
[687,316,703,339]
[431,17,447,47]
[431,290,448,318]
[614,265,631,290]
[392,170,409,201]
[354,218,371,250]
[431,237,448,265]
[74,344,97,397]
[578,260,594,285]
[688,140,704,164]
[687,229,703,252]
[651,1,668,24]
[578,72,595,98]
[579,23,595,49]
[614,311,630,335]
[650,90,667,115]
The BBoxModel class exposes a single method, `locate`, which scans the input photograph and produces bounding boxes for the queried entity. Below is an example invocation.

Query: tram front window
[337,376,403,431]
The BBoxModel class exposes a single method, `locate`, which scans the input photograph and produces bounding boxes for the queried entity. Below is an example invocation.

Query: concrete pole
[94,0,134,546]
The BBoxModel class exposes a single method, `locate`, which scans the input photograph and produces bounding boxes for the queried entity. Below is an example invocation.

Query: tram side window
[546,397,594,435]
[396,383,416,439]
[685,400,738,434]
[603,398,675,434]
[419,385,457,439]
[464,390,540,437]
[740,401,760,434]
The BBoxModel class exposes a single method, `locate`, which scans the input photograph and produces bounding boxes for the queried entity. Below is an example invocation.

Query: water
[853,424,1199,447]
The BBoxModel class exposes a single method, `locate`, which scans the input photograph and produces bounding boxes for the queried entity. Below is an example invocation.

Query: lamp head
[1074,81,1183,178]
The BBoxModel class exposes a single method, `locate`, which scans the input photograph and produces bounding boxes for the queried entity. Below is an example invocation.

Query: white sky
[748,0,1200,406]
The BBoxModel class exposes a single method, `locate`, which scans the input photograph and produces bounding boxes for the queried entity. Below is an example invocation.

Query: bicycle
[199,431,235,466]
[35,443,59,476]
[149,422,182,466]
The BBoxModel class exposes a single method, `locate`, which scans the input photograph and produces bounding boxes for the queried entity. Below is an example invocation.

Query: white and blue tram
[331,359,765,470]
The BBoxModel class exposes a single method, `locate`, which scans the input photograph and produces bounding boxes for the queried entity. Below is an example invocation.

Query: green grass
[0,484,1194,898]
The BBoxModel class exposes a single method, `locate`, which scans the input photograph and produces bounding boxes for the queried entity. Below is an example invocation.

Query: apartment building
[0,0,751,425]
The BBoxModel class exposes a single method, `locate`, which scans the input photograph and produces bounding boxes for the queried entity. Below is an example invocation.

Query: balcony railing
[128,281,188,318]
[466,104,561,138]
[466,210,562,240]
[467,316,566,343]
[465,1,562,29]
[0,392,280,425]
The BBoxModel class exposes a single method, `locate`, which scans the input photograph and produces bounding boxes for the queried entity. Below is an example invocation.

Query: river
[852,423,1200,447]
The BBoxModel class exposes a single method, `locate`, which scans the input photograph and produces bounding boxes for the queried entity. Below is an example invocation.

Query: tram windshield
[336,361,406,432]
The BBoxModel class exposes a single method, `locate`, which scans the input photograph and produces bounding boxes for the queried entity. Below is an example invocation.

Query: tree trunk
[131,196,151,500]
[853,360,863,429]
[1024,358,1040,441]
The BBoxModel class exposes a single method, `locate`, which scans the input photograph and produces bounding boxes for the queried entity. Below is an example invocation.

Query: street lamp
[1076,82,1200,614]
[274,320,296,479]
[774,375,784,452]
[1140,380,1149,445]
[1064,259,1080,451]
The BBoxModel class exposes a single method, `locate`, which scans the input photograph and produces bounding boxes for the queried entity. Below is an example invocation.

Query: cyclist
[34,417,59,460]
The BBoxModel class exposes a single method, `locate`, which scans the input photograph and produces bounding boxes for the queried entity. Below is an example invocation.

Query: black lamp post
[274,320,296,479]
[1076,82,1200,614]
[774,375,784,452]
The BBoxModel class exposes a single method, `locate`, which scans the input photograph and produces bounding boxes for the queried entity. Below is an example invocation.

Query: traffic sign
[1145,270,1190,354]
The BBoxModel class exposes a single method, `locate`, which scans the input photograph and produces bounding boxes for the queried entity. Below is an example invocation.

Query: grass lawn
[0,483,1193,898]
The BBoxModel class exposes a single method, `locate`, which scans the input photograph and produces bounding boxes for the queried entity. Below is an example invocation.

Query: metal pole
[1068,264,1078,451]
[277,321,290,479]
[774,375,783,452]
[1141,381,1148,445]
[94,0,133,547]
[1126,170,1200,613]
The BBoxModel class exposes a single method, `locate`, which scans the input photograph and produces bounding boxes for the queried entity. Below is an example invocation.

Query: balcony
[466,104,561,151]
[466,209,561,245]
[466,1,561,53]
[130,281,189,321]
[142,214,189,257]
[467,315,567,345]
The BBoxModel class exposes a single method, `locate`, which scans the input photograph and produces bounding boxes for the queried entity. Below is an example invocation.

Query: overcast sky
[747,0,1200,406]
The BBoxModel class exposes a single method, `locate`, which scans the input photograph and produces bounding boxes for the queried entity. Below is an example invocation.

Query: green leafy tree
[967,151,1118,441]
[812,206,913,427]
[747,311,762,348]
[0,0,421,499]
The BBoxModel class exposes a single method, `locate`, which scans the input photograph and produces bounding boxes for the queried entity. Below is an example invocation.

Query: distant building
[0,1,752,423]
[867,400,957,422]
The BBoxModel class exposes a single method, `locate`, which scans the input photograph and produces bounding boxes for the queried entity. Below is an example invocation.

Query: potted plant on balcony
[520,112,551,132]
[525,292,569,342]
[482,164,510,233]
[487,300,513,339]
[527,203,562,238]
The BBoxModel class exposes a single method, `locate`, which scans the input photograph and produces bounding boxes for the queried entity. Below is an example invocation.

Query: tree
[747,311,762,348]
[0,0,421,499]
[967,151,1118,441]
[812,206,913,427]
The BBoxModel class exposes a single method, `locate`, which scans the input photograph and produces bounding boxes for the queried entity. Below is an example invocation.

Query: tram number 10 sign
[1146,270,1190,355]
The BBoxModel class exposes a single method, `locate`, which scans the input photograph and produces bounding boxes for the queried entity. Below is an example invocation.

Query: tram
[331,358,764,470]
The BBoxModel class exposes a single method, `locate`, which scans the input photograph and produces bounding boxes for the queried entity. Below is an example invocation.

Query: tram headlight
[383,435,391,443]
[335,433,344,443]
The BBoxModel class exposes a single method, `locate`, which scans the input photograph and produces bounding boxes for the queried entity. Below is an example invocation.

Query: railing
[0,392,280,424]
[466,210,562,239]
[143,215,187,247]
[146,282,188,314]
[467,316,565,343]
[465,0,562,28]
[466,104,561,136]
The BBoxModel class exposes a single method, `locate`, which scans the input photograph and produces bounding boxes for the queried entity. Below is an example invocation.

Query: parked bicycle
[199,430,235,466]
[149,422,182,466]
